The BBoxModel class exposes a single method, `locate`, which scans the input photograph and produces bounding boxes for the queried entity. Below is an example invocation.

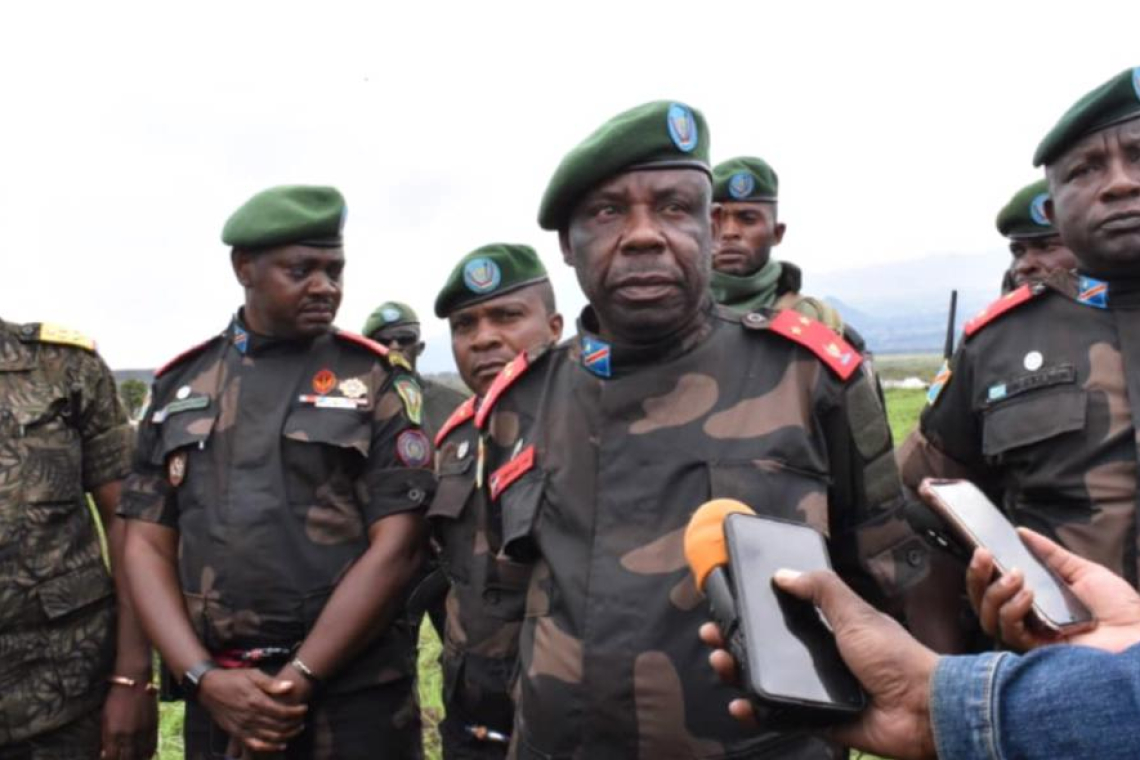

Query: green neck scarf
[709,259,783,313]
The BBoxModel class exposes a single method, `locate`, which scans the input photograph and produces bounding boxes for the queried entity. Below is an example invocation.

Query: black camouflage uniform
[0,319,133,758]
[120,315,434,759]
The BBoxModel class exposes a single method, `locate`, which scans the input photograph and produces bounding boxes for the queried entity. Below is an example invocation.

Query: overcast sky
[1,1,1137,372]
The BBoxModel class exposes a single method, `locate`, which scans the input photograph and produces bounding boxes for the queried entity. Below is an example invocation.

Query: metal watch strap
[182,659,220,701]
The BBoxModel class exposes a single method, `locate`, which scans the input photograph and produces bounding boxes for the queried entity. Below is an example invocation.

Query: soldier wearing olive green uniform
[120,186,433,759]
[428,244,558,759]
[0,320,154,758]
[900,68,1140,600]
[710,157,845,332]
[475,102,925,759]
[996,179,1078,293]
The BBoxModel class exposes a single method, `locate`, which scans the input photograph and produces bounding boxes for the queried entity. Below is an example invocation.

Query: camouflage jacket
[477,305,924,760]
[0,318,132,743]
[119,316,434,693]
[429,394,528,735]
[898,270,1140,585]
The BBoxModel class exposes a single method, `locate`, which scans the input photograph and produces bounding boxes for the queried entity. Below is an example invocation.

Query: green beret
[222,185,346,250]
[996,179,1055,239]
[362,301,419,338]
[713,156,779,202]
[538,101,711,231]
[1034,67,1140,167]
[435,243,548,318]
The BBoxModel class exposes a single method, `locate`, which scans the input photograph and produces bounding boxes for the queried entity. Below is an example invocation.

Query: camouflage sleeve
[117,387,179,527]
[360,368,435,525]
[74,349,133,489]
[823,370,929,607]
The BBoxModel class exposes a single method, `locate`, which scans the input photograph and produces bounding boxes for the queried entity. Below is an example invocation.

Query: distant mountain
[807,252,1008,354]
[113,369,155,385]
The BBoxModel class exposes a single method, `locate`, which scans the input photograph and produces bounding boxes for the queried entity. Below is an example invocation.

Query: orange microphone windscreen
[684,498,756,592]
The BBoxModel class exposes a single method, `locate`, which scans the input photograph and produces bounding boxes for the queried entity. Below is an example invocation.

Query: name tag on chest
[297,394,368,410]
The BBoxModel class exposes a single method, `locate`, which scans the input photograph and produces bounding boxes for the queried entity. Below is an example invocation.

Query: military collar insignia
[666,103,699,153]
[394,377,424,425]
[475,351,533,429]
[312,368,337,395]
[1029,193,1050,226]
[580,335,613,378]
[728,171,755,200]
[435,395,477,446]
[463,257,502,294]
[1077,275,1109,309]
[926,360,952,406]
[396,429,432,468]
[232,323,249,354]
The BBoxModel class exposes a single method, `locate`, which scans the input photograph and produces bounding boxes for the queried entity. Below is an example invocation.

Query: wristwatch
[181,659,220,701]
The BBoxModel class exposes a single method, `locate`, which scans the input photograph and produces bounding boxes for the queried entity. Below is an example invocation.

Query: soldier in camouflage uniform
[363,301,468,442]
[898,67,1140,647]
[0,319,157,759]
[473,102,925,759]
[428,244,562,759]
[119,186,434,759]
[996,178,1077,292]
[709,156,845,332]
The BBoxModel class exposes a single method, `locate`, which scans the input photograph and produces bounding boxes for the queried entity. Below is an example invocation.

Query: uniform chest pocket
[281,406,372,502]
[10,400,83,504]
[148,408,218,465]
[427,454,477,582]
[707,459,831,535]
[981,388,1087,458]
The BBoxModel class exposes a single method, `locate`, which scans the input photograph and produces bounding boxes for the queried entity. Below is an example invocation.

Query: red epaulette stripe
[334,329,390,357]
[768,310,862,381]
[434,396,477,447]
[489,445,536,501]
[155,338,215,378]
[964,285,1036,339]
[475,352,530,429]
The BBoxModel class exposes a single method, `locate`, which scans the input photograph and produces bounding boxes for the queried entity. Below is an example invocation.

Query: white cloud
[1,0,1136,370]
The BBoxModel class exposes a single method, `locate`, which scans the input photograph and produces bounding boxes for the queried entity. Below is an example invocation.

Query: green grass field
[156,387,928,759]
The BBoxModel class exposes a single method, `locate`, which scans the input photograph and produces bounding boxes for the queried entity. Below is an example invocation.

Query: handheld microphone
[685,498,868,720]
[684,498,755,650]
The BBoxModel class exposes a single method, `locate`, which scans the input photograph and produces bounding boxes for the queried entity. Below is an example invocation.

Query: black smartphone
[919,478,1094,633]
[723,513,866,719]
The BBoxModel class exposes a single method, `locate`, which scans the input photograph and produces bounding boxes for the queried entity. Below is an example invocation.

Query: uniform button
[906,547,925,567]
[409,487,425,503]
[743,312,767,328]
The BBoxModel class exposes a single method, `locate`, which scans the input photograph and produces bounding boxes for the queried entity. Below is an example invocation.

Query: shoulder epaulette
[963,284,1040,339]
[434,395,477,446]
[475,349,537,429]
[762,309,862,381]
[36,323,96,352]
[334,329,413,371]
[155,336,221,378]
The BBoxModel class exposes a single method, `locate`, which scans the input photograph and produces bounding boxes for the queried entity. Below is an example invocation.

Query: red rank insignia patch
[312,368,337,395]
[489,445,535,501]
[768,310,861,380]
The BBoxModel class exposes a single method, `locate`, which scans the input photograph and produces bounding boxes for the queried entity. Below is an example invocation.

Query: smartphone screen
[920,479,1092,630]
[724,513,865,715]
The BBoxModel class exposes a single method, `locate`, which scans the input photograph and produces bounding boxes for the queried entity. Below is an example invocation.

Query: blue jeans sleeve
[931,642,1140,760]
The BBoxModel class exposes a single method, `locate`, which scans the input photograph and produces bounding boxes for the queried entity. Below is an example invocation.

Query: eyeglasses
[378,335,419,348]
